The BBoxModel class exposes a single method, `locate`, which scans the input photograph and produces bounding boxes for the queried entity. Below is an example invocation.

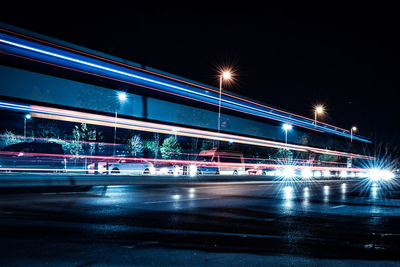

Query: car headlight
[369,169,395,181]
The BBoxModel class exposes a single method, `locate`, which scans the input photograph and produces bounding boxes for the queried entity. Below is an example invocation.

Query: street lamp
[282,123,293,145]
[24,114,31,139]
[350,126,357,142]
[314,105,324,126]
[217,70,232,134]
[114,92,127,156]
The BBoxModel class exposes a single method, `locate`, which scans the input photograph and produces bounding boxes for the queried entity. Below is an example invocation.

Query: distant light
[282,124,293,131]
[172,194,181,200]
[189,165,197,177]
[283,167,295,178]
[117,92,127,101]
[323,170,331,177]
[301,168,313,179]
[313,171,321,178]
[351,126,357,131]
[25,114,32,119]
[340,171,348,178]
[189,188,196,193]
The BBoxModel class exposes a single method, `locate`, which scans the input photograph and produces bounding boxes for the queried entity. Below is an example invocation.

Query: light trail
[0,28,371,142]
[0,98,373,159]
[0,27,353,132]
[8,102,371,160]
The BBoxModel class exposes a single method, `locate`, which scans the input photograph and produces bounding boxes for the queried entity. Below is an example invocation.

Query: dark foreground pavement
[0,177,400,266]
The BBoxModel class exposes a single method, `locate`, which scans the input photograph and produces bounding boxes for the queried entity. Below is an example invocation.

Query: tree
[127,135,144,156]
[144,133,160,159]
[63,123,100,157]
[272,148,293,162]
[160,136,181,159]
[0,130,21,149]
[34,121,60,139]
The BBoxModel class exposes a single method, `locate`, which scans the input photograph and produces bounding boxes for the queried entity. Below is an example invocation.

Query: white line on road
[330,205,346,209]
[144,197,217,204]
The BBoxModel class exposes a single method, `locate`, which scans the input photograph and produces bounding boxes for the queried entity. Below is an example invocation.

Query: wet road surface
[1,178,400,266]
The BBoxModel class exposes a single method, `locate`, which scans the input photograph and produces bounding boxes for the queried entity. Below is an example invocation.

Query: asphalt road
[1,178,400,266]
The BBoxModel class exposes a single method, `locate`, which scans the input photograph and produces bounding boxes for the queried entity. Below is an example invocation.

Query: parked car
[87,157,155,175]
[191,155,219,175]
[155,163,184,176]
[0,142,66,172]
[198,149,245,175]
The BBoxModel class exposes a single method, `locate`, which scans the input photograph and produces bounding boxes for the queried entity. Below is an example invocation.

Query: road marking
[144,197,217,204]
[331,205,346,209]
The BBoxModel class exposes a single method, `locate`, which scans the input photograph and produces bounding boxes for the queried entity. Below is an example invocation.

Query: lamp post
[24,114,31,139]
[282,123,293,145]
[350,126,357,142]
[113,92,127,156]
[314,105,324,126]
[217,70,232,134]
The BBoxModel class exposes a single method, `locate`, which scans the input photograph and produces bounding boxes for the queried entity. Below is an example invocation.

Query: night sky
[1,2,399,147]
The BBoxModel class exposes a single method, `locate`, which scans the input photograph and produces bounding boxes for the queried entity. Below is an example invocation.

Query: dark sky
[1,2,400,146]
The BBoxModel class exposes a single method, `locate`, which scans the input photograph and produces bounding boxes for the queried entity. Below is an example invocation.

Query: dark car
[0,142,66,172]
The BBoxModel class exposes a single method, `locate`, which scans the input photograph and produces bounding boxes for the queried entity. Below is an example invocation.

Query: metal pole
[285,129,288,144]
[218,76,222,133]
[314,111,317,126]
[350,129,353,143]
[24,117,26,139]
[113,111,117,156]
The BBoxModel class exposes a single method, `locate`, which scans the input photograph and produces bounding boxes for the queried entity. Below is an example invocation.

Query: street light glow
[222,71,232,80]
[25,114,31,119]
[282,124,293,131]
[315,105,324,114]
[117,92,127,102]
[314,105,325,126]
[352,126,357,131]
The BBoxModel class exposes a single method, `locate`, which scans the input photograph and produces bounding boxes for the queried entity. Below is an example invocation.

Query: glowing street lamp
[24,114,31,139]
[218,70,232,134]
[114,92,127,156]
[314,105,324,126]
[118,91,127,102]
[350,126,357,142]
[282,123,293,145]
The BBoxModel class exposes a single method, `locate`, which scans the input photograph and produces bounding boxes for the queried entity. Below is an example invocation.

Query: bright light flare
[369,169,395,181]
[301,168,313,179]
[117,91,127,101]
[222,71,232,80]
[282,167,296,178]
[282,123,293,131]
[315,105,324,114]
